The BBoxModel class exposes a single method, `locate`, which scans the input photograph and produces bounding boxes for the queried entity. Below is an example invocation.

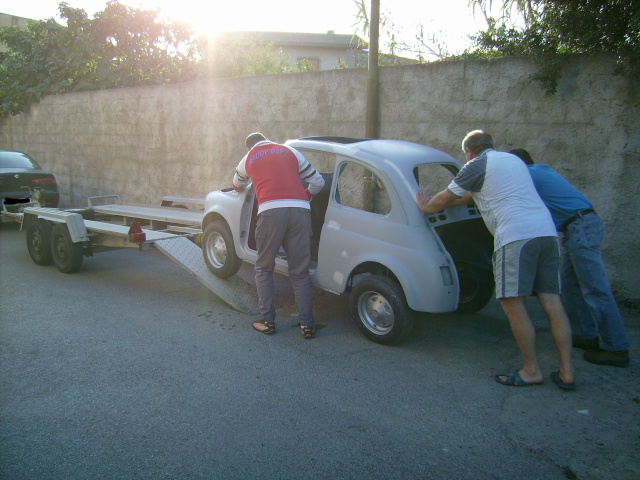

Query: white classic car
[201,137,494,344]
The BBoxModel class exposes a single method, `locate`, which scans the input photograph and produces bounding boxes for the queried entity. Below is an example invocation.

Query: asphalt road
[1,222,638,480]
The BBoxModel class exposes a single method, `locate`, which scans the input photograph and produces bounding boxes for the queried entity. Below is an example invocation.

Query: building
[1,12,32,52]
[214,30,368,70]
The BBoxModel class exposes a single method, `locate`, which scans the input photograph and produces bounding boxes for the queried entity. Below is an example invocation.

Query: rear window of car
[0,151,41,169]
[414,164,458,196]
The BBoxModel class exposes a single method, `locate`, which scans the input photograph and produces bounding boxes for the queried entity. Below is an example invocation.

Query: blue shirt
[527,164,592,230]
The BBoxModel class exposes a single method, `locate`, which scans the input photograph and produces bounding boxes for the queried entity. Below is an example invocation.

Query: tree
[0,1,200,116]
[0,1,312,117]
[466,0,640,93]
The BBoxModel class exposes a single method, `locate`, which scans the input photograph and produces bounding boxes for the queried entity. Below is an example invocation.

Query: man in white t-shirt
[416,130,575,389]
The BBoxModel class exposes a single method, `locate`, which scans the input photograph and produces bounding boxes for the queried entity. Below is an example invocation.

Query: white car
[202,137,494,344]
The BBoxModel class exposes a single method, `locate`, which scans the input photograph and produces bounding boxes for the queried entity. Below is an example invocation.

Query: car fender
[316,222,459,313]
[202,188,251,259]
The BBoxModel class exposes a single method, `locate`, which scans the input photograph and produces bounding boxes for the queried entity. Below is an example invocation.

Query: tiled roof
[215,30,365,49]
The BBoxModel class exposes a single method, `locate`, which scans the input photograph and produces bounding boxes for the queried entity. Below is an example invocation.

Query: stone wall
[1,54,638,299]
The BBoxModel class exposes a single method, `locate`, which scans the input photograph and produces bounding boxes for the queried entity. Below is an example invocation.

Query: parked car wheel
[50,224,83,273]
[26,218,53,266]
[350,275,413,345]
[203,220,242,278]
[456,263,494,313]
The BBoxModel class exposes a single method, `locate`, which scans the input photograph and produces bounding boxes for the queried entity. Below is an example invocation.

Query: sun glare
[129,0,275,38]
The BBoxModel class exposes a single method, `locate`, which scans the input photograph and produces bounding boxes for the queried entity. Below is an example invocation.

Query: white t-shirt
[447,149,556,251]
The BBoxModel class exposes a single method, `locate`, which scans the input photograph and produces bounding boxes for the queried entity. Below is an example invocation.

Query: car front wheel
[203,220,242,278]
[350,275,413,345]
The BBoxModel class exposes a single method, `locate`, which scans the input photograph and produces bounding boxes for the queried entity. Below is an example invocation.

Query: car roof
[286,137,461,170]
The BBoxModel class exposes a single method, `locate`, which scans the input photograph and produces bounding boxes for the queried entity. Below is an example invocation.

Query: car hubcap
[207,233,227,268]
[359,291,394,334]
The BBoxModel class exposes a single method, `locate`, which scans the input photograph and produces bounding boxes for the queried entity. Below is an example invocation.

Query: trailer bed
[91,203,203,228]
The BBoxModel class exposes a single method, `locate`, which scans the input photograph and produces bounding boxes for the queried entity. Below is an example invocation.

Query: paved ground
[1,222,638,480]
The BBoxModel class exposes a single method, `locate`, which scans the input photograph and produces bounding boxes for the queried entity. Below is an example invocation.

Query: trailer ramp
[153,235,259,315]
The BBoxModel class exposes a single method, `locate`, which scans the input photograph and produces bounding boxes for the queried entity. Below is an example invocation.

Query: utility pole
[366,0,380,139]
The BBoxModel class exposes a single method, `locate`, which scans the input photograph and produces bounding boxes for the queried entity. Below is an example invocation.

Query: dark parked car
[0,150,60,215]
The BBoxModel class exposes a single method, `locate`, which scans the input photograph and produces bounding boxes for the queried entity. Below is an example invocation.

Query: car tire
[350,275,413,345]
[26,218,53,266]
[456,264,494,313]
[50,224,84,273]
[203,220,242,278]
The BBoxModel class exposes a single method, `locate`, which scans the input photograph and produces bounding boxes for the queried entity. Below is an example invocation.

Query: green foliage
[465,0,640,94]
[0,1,313,117]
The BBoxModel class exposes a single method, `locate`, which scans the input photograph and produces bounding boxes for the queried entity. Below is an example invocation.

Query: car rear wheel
[50,224,84,273]
[203,220,242,278]
[26,218,53,265]
[350,275,413,345]
[456,263,494,313]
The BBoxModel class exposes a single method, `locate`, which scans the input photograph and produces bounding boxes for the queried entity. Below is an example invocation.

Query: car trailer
[3,195,258,315]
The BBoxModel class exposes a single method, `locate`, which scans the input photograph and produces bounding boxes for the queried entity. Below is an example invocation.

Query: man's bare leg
[498,296,544,383]
[537,292,574,384]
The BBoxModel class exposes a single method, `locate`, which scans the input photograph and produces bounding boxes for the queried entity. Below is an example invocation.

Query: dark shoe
[253,320,276,335]
[494,370,543,387]
[572,336,599,350]
[584,349,629,367]
[300,325,315,339]
[550,371,576,390]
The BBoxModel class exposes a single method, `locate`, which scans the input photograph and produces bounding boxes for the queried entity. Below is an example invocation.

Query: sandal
[550,371,576,390]
[495,370,543,387]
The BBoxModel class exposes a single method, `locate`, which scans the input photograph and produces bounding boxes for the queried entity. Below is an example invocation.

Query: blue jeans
[561,212,630,351]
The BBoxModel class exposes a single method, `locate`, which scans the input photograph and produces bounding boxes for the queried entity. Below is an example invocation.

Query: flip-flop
[550,371,576,390]
[494,370,543,387]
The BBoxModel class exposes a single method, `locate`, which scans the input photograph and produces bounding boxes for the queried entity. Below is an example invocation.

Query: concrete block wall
[1,54,638,300]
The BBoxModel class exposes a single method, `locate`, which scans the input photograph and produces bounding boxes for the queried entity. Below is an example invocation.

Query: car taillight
[31,178,57,185]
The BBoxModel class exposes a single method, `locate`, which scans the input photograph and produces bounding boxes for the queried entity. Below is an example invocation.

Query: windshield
[0,151,41,169]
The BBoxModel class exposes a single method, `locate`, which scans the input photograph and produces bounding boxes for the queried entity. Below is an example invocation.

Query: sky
[3,1,494,58]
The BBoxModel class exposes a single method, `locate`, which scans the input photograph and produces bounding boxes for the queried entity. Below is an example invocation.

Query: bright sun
[132,0,280,38]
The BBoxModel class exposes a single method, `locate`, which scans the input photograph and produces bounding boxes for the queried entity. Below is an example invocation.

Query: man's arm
[416,190,473,214]
[232,155,249,191]
[293,148,325,197]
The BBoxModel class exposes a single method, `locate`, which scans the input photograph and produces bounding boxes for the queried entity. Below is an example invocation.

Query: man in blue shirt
[510,149,630,368]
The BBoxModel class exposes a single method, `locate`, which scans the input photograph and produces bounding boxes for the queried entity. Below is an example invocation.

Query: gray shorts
[493,236,560,299]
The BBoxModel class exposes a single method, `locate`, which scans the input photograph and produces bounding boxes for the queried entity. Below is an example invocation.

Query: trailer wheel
[350,275,413,345]
[26,218,53,266]
[50,224,84,273]
[203,220,242,278]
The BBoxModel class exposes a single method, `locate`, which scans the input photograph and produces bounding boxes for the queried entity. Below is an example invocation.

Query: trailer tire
[26,218,53,266]
[203,220,242,278]
[350,275,413,345]
[50,224,84,273]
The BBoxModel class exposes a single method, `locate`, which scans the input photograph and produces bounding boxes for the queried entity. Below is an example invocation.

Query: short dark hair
[509,148,535,165]
[462,130,494,155]
[245,132,266,149]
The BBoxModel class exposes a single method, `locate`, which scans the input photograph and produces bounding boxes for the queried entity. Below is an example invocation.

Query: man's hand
[416,189,464,213]
[416,191,432,212]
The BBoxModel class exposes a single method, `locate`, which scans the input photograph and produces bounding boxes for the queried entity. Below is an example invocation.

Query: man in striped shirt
[416,130,575,389]
[233,133,325,339]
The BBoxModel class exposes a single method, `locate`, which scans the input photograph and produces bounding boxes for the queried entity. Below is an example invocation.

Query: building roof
[215,30,365,49]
